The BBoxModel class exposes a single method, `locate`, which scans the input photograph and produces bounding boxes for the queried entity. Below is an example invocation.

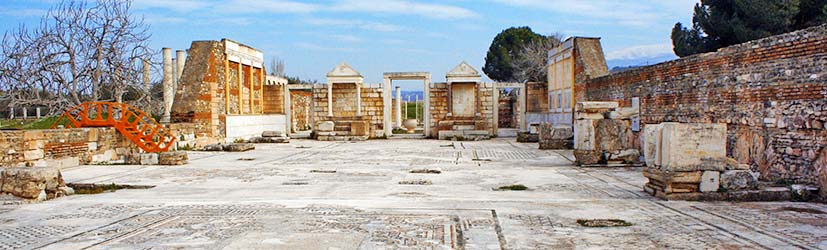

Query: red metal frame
[51,102,176,153]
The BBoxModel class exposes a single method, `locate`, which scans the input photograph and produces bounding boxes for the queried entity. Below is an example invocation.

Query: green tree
[671,0,827,57]
[483,27,545,82]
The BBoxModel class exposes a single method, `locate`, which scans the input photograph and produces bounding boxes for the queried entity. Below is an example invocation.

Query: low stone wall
[225,114,287,142]
[0,128,136,168]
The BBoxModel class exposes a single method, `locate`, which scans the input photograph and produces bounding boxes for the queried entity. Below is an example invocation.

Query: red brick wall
[582,25,827,185]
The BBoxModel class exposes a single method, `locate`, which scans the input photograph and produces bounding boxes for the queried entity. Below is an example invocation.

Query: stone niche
[313,62,382,141]
[572,101,640,165]
[643,123,765,201]
[432,62,494,140]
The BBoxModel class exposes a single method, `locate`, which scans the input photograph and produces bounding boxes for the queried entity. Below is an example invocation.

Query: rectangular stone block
[660,123,728,171]
[350,121,369,136]
[574,120,595,151]
[575,102,618,112]
[575,112,605,120]
[643,123,662,167]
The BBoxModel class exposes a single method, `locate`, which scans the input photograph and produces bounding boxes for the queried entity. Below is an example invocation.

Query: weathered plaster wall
[0,128,136,168]
[581,25,827,187]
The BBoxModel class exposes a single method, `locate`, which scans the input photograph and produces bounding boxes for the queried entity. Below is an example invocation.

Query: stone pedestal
[642,123,764,200]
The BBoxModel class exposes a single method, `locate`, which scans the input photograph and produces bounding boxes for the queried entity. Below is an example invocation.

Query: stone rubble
[0,167,73,200]
[571,101,640,165]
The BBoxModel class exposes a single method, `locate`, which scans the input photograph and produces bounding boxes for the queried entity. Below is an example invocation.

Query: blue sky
[0,0,699,89]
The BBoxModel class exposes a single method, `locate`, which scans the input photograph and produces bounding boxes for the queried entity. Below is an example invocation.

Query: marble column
[161,48,173,123]
[143,60,151,105]
[175,50,186,84]
[395,86,402,128]
[356,83,362,116]
[327,83,333,117]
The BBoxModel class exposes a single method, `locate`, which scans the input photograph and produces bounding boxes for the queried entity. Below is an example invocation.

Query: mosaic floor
[0,139,825,249]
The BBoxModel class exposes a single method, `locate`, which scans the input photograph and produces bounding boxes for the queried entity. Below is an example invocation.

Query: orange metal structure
[51,102,176,153]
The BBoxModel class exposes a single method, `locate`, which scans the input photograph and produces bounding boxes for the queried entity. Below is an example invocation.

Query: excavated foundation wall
[0,128,136,168]
[581,25,827,191]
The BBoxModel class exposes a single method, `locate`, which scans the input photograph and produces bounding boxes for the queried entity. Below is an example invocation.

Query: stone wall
[290,90,312,131]
[580,25,827,187]
[429,83,495,139]
[263,84,284,114]
[0,128,136,168]
[312,84,385,138]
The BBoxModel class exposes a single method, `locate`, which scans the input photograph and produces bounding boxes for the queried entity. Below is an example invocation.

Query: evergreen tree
[672,0,827,57]
[483,27,545,82]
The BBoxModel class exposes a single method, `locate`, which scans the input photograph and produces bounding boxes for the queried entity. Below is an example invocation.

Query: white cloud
[132,0,208,12]
[330,34,363,43]
[295,42,357,52]
[0,7,46,17]
[606,43,674,61]
[222,0,320,14]
[491,0,697,27]
[304,18,405,32]
[330,0,479,20]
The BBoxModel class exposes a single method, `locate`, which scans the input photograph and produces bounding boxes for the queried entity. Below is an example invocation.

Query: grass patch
[67,183,154,195]
[576,219,633,227]
[0,117,62,130]
[496,184,528,191]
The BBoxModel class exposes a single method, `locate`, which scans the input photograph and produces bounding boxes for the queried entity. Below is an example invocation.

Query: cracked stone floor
[1,139,826,249]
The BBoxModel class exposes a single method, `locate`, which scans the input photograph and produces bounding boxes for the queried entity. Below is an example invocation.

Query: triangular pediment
[446,61,480,78]
[326,62,362,77]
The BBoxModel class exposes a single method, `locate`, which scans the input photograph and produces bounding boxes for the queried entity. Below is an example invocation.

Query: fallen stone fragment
[0,167,69,200]
[720,170,758,191]
[159,151,188,165]
[224,143,255,152]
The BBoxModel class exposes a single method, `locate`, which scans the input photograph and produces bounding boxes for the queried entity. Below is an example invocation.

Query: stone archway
[383,72,431,137]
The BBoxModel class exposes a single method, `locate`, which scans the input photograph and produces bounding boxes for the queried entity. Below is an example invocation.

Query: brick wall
[581,25,827,186]
[0,128,136,168]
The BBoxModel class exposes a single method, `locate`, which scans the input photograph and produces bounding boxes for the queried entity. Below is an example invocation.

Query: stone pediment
[327,62,362,77]
[446,61,480,78]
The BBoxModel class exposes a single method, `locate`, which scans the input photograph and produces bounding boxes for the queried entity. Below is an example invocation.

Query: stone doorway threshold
[290,130,312,139]
[389,134,427,139]
[497,128,518,137]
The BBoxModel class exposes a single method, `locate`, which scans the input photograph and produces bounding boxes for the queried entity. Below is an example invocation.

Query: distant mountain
[399,91,424,101]
[606,54,677,71]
